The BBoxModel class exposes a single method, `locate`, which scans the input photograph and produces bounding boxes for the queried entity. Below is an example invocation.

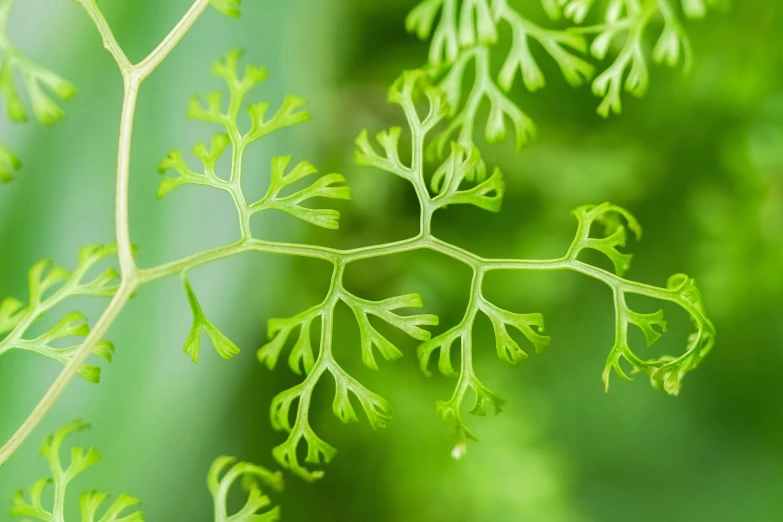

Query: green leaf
[210,0,241,19]
[653,24,689,68]
[212,49,267,94]
[682,0,712,18]
[480,301,551,364]
[417,324,462,377]
[343,292,438,371]
[430,142,485,193]
[188,91,227,125]
[332,369,393,430]
[592,40,649,117]
[262,286,409,481]
[432,144,505,212]
[499,9,593,92]
[80,492,144,522]
[0,141,21,182]
[569,203,643,276]
[387,70,449,130]
[271,424,337,482]
[604,286,714,395]
[0,56,27,122]
[406,0,445,41]
[0,297,26,335]
[252,156,350,230]
[208,457,283,522]
[246,96,309,143]
[628,309,668,346]
[467,375,506,417]
[158,134,230,198]
[181,274,240,363]
[436,375,506,446]
[0,25,76,126]
[258,307,318,374]
[354,127,412,179]
[562,0,597,23]
[184,50,307,153]
[0,246,119,381]
[407,0,458,65]
[649,329,715,395]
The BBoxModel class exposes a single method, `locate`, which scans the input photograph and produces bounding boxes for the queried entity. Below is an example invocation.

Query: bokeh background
[1,0,782,520]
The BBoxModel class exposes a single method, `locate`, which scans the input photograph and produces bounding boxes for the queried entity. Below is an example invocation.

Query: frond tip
[181,273,240,363]
[603,276,715,395]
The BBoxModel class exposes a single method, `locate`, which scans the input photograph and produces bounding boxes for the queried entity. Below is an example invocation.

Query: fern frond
[0,246,119,382]
[260,268,438,481]
[406,0,712,143]
[11,421,144,521]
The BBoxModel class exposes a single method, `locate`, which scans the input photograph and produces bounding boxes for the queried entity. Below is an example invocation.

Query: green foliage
[182,273,240,363]
[0,0,76,182]
[11,421,143,521]
[563,204,715,393]
[211,0,241,19]
[0,0,718,505]
[159,49,321,237]
[568,203,643,277]
[406,0,712,149]
[0,245,119,383]
[10,423,284,521]
[208,457,284,522]
[0,141,21,182]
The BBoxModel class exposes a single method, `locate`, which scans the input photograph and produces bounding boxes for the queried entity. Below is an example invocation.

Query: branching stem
[0,0,211,467]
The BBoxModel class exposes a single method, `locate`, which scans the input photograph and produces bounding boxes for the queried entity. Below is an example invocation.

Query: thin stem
[115,79,139,279]
[135,0,212,81]
[72,0,131,74]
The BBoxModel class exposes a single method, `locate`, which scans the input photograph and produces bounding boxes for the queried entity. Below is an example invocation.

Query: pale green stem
[446,269,484,417]
[0,0,212,467]
[72,0,131,74]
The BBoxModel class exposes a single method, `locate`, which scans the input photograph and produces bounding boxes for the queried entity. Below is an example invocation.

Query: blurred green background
[1,0,782,520]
